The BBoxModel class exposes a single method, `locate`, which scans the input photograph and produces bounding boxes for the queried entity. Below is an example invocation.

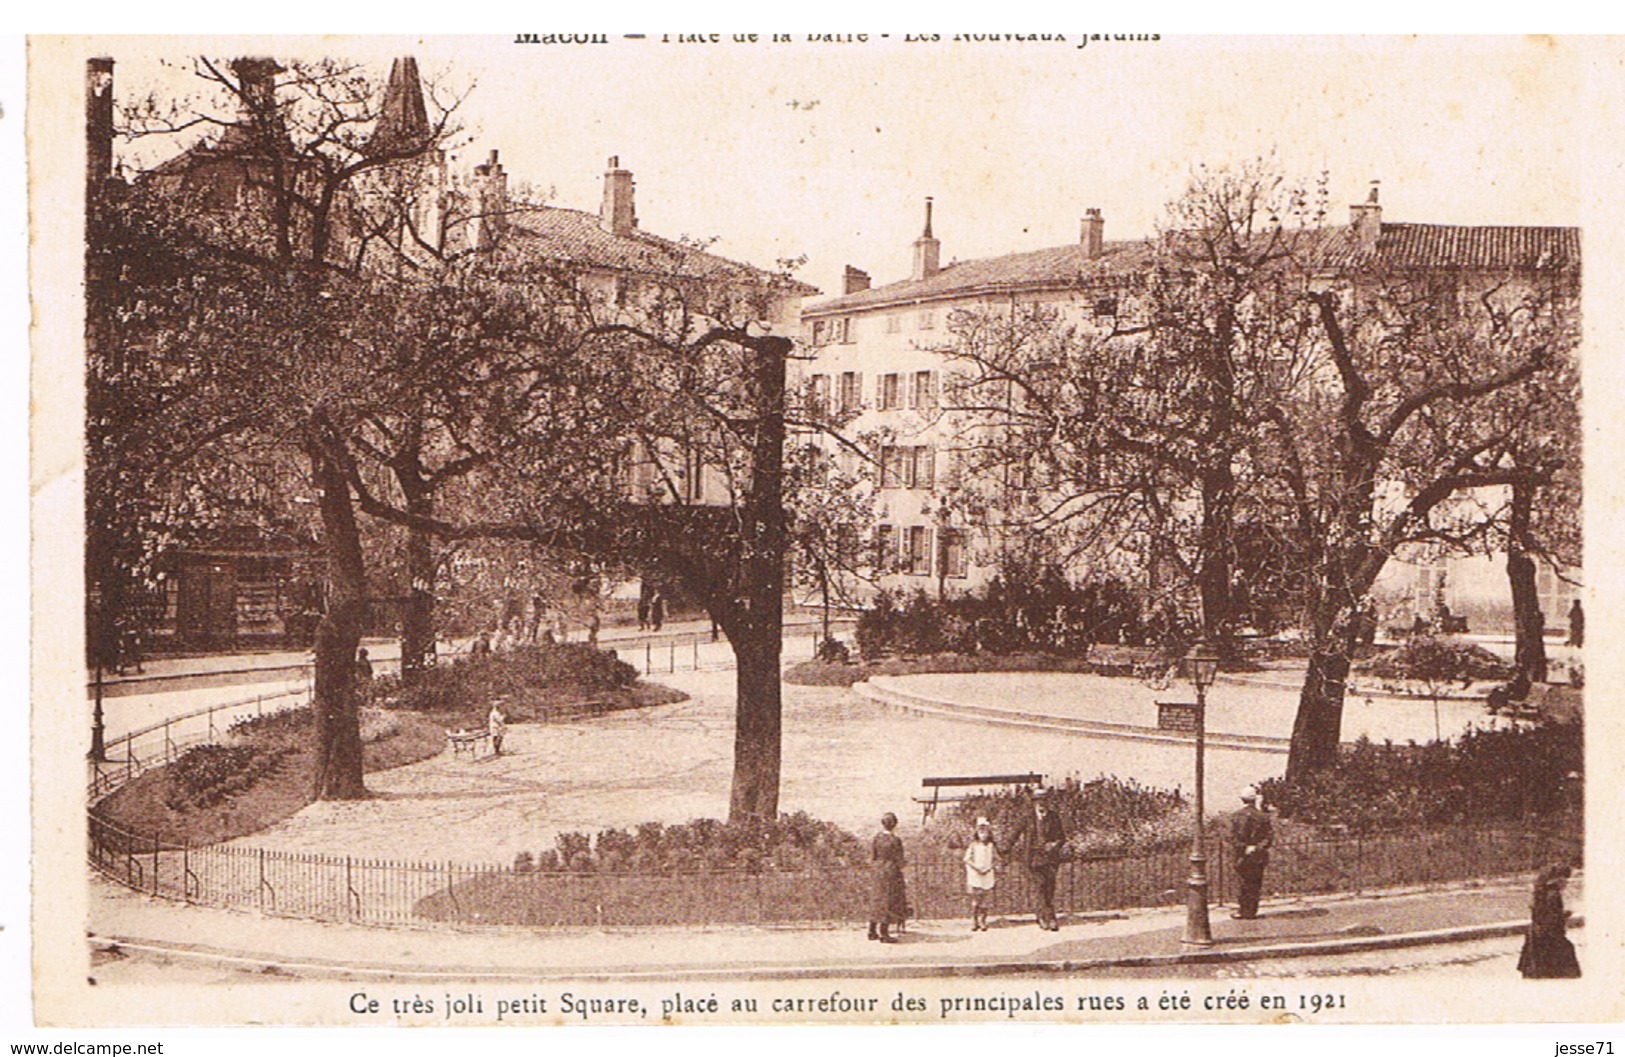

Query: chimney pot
[912,197,941,281]
[86,58,115,189]
[1349,180,1382,252]
[1080,208,1104,258]
[843,265,872,294]
[601,157,637,236]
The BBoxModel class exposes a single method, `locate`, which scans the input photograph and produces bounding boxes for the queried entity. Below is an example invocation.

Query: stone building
[88,55,810,651]
[798,191,1579,636]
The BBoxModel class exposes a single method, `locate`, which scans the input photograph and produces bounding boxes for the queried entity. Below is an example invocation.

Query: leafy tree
[93,55,476,797]
[939,161,1329,650]
[931,160,1579,781]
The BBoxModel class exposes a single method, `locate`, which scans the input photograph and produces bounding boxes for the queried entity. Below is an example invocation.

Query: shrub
[163,743,295,811]
[1359,636,1515,685]
[1261,721,1582,833]
[524,813,866,875]
[227,707,312,748]
[854,569,1152,660]
[815,637,852,664]
[378,643,639,713]
[929,776,1189,859]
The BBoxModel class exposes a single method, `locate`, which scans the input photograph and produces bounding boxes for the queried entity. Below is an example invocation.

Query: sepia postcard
[24,32,1625,1034]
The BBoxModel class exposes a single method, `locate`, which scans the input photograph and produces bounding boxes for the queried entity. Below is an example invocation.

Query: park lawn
[784,651,1102,688]
[92,709,448,847]
[92,681,686,848]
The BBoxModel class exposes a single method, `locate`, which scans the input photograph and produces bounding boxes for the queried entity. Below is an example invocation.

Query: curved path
[858,668,1514,752]
[227,669,1314,867]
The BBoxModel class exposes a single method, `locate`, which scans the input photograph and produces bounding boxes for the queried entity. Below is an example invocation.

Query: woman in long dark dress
[868,812,907,943]
[1518,863,1581,978]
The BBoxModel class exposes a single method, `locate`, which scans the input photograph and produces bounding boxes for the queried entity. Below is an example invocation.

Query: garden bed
[92,707,448,846]
[785,651,1122,688]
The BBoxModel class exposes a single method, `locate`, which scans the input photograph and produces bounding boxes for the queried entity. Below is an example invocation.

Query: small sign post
[1157,701,1200,734]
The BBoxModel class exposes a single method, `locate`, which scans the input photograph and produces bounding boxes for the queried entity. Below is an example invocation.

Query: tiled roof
[503,207,818,294]
[805,221,1579,317]
[804,239,1159,316]
[1328,223,1580,270]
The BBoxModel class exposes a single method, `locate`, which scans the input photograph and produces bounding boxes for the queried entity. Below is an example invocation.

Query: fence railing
[87,687,311,800]
[87,816,1576,930]
[622,618,856,676]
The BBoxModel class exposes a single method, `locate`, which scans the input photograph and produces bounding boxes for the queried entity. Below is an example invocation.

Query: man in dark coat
[1229,786,1273,920]
[1001,786,1066,930]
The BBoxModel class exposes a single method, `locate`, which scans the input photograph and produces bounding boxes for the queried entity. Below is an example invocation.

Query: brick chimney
[1080,207,1104,258]
[912,197,941,281]
[843,265,872,294]
[86,57,114,190]
[1349,181,1382,252]
[219,57,286,153]
[600,155,637,236]
[471,149,508,250]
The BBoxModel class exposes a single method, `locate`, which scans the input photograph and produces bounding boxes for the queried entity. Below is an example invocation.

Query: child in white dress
[964,817,997,931]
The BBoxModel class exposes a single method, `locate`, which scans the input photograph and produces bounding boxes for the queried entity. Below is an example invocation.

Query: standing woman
[1519,863,1581,978]
[868,812,907,943]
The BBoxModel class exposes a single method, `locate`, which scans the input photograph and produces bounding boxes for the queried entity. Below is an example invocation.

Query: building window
[807,373,830,416]
[838,371,864,413]
[918,309,935,331]
[886,314,902,334]
[941,529,969,579]
[838,317,856,344]
[811,320,827,345]
[910,370,937,410]
[907,526,933,576]
[879,445,906,488]
[879,372,902,410]
[874,524,894,573]
[910,446,935,489]
[879,445,935,489]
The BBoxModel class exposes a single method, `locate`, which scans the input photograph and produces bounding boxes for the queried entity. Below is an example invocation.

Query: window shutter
[919,447,935,490]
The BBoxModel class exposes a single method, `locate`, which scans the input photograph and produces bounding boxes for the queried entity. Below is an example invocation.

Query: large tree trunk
[1285,537,1383,784]
[398,485,438,683]
[726,335,791,823]
[729,621,783,823]
[1198,461,1237,651]
[1286,636,1354,783]
[1507,479,1548,684]
[310,443,368,800]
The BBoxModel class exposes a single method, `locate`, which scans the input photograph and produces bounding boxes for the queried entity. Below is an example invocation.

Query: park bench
[914,773,1044,823]
[446,728,492,758]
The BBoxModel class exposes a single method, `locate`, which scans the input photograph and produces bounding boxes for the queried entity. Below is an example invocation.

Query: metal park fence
[88,816,1575,930]
[622,618,856,677]
[87,687,311,801]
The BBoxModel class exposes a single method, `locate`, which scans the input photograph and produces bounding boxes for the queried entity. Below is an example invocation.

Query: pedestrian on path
[488,701,507,757]
[964,816,997,931]
[868,812,907,944]
[1001,786,1065,930]
[1518,863,1581,978]
[1568,599,1585,648]
[1229,785,1273,920]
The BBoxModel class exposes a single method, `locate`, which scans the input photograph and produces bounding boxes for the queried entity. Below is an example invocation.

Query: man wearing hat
[1001,786,1067,930]
[1229,785,1273,919]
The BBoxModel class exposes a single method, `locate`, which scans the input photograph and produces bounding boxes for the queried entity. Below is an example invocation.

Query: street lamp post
[89,661,107,763]
[1182,640,1220,947]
